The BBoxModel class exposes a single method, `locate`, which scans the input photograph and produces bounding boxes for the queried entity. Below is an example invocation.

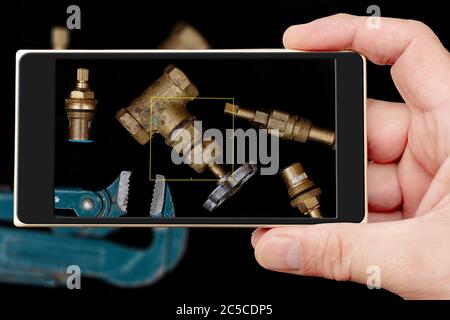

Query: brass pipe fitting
[116,66,257,210]
[224,103,335,148]
[65,68,97,142]
[116,65,197,144]
[280,162,322,218]
[116,65,220,174]
[159,22,210,49]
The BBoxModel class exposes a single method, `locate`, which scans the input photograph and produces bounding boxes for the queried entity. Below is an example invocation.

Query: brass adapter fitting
[65,68,97,142]
[224,103,335,148]
[280,162,322,218]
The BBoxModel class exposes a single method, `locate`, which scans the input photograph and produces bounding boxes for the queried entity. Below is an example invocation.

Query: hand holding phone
[252,14,450,300]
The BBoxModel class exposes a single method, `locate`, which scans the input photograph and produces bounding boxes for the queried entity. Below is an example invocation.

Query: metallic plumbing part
[159,22,210,49]
[117,171,131,212]
[116,66,257,210]
[116,65,198,145]
[150,175,166,217]
[115,65,215,174]
[64,68,98,142]
[280,162,322,218]
[51,26,70,50]
[224,103,335,148]
[203,163,258,211]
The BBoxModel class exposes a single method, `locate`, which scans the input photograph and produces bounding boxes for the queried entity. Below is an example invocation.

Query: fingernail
[251,228,265,248]
[257,235,302,271]
[251,231,258,248]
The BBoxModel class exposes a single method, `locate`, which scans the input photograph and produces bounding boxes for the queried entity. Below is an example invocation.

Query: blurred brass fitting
[65,68,97,142]
[280,162,322,218]
[51,26,70,50]
[159,22,210,49]
[224,103,335,148]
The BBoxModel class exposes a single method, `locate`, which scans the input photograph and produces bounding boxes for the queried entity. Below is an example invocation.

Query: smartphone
[15,49,366,227]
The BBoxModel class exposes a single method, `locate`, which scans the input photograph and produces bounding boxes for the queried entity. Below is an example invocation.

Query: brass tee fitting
[116,65,223,175]
[224,103,335,148]
[280,162,322,218]
[65,68,97,142]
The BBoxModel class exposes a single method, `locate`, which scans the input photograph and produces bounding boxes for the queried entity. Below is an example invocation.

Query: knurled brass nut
[271,110,290,122]
[303,196,320,209]
[253,111,270,127]
[292,195,320,212]
[287,180,315,198]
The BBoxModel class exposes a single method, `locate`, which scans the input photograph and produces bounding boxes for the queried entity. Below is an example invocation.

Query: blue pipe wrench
[0,174,188,287]
[53,171,171,237]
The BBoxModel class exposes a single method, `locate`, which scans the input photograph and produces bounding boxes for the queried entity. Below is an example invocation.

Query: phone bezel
[14,49,367,227]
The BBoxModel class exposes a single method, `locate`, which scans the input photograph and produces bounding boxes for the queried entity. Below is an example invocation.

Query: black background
[55,57,336,218]
[1,0,449,311]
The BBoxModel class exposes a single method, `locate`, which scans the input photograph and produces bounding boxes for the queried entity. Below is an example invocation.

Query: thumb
[251,220,421,296]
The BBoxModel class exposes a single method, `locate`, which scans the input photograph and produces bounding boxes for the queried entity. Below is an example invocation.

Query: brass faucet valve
[224,103,335,148]
[64,68,97,142]
[280,162,322,218]
[116,65,257,211]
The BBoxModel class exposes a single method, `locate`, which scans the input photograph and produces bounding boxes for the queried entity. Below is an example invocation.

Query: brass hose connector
[280,162,322,218]
[224,103,335,148]
[65,68,97,142]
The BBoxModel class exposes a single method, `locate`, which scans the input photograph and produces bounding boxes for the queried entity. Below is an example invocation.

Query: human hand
[251,14,450,299]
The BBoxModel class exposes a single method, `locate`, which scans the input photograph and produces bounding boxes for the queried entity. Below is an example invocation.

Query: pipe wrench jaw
[113,172,173,217]
[125,174,174,218]
[104,171,131,217]
[149,175,166,217]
